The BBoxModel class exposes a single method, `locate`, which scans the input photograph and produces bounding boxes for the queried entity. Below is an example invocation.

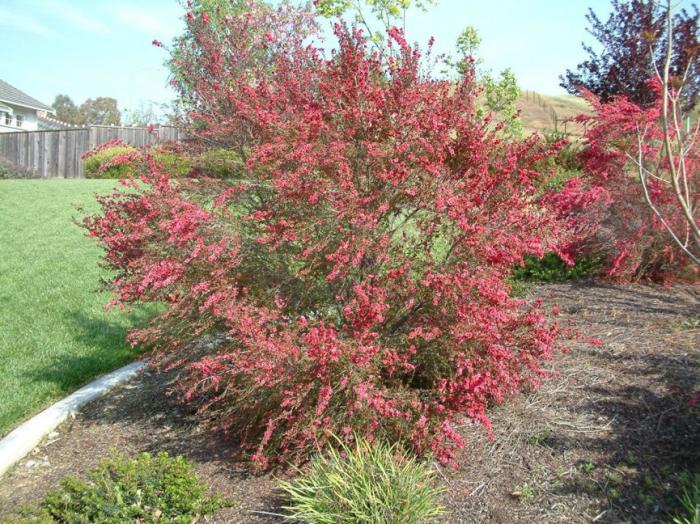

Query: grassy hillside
[518,91,592,136]
[0,180,151,436]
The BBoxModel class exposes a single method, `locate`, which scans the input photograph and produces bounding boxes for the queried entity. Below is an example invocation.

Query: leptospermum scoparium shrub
[84,8,573,470]
[554,87,699,282]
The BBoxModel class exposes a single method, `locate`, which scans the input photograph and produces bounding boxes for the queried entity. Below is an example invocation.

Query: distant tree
[452,26,522,138]
[51,94,81,125]
[561,0,700,109]
[123,102,160,127]
[78,97,121,126]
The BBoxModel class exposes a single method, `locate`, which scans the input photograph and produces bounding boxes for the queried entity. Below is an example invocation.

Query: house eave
[0,98,55,115]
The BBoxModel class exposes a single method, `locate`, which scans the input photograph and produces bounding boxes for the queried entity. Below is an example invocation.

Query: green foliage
[51,94,82,126]
[279,437,445,524]
[672,474,700,524]
[455,25,481,57]
[51,95,121,126]
[543,130,583,172]
[452,25,522,138]
[84,146,190,179]
[153,150,191,178]
[193,148,244,178]
[79,97,121,126]
[15,452,233,523]
[83,146,140,179]
[512,252,600,282]
[483,67,522,138]
[315,0,436,44]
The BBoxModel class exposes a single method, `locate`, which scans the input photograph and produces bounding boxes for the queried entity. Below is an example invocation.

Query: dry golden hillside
[517,91,592,136]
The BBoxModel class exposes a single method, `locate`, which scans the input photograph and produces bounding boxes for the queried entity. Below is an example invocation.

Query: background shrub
[83,143,141,179]
[14,451,232,523]
[82,140,191,179]
[513,252,600,282]
[192,148,244,178]
[279,437,445,524]
[0,157,40,180]
[153,149,192,178]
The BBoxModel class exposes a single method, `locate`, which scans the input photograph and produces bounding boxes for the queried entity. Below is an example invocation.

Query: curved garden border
[0,360,146,477]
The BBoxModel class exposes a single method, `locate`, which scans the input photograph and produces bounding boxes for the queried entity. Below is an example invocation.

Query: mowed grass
[0,179,151,436]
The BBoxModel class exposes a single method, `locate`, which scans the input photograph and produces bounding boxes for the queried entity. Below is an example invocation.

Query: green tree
[453,26,523,138]
[123,102,160,127]
[315,0,437,45]
[51,94,81,125]
[78,97,121,126]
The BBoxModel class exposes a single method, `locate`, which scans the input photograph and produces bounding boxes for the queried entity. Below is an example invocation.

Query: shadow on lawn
[23,310,148,392]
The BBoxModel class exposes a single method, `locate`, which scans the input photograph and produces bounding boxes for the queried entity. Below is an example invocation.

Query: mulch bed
[1,281,698,523]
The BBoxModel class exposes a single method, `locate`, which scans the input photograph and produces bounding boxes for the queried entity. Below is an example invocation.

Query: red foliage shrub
[557,87,699,282]
[85,9,572,469]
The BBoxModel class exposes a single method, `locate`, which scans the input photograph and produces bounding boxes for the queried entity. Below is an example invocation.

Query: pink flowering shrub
[85,9,573,469]
[555,88,699,282]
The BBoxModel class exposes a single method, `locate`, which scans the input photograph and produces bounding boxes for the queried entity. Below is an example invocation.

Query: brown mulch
[0,281,698,523]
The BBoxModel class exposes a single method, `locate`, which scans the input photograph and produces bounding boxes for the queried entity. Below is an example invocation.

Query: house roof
[0,79,54,113]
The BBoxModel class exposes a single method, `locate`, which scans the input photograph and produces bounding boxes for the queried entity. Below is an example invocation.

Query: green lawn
[0,179,150,436]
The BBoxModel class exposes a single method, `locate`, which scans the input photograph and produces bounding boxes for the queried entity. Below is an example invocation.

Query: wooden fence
[0,125,182,179]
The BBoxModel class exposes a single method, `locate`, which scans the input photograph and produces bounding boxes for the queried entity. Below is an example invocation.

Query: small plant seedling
[579,461,596,474]
[625,451,639,466]
[512,483,535,500]
[529,427,553,446]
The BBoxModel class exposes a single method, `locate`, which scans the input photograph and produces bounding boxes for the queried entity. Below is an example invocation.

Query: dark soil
[1,282,698,523]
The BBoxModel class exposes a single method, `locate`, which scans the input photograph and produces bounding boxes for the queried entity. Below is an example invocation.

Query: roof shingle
[0,79,53,112]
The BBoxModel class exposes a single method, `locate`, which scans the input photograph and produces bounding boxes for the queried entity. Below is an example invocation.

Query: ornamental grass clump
[279,436,445,524]
[84,4,573,470]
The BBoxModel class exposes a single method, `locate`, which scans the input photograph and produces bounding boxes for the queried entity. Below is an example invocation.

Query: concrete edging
[0,360,147,477]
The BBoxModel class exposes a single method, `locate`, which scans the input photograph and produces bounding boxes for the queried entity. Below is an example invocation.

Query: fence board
[0,124,182,178]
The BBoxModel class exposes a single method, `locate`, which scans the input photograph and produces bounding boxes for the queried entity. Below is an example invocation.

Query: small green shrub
[672,473,700,524]
[534,131,584,192]
[153,150,191,177]
[14,451,233,523]
[193,148,244,178]
[512,252,600,282]
[279,437,445,524]
[83,146,141,179]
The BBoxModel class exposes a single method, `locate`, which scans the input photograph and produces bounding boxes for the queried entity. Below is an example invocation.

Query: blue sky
[0,0,686,115]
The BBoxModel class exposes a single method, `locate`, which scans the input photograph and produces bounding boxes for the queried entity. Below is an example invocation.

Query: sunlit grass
[0,179,151,436]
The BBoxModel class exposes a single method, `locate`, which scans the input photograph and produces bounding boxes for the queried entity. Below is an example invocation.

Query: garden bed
[1,281,697,523]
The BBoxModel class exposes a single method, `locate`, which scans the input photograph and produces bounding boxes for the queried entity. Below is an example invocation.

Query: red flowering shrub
[556,88,699,282]
[85,10,573,469]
